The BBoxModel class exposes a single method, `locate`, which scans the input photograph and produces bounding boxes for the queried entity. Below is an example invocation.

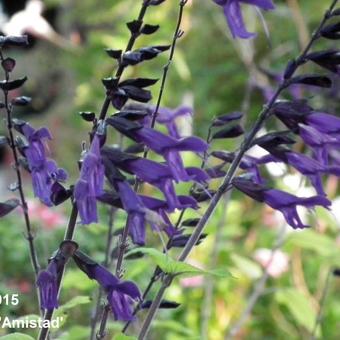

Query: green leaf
[112,334,137,340]
[0,334,35,340]
[153,320,197,337]
[54,295,90,327]
[58,295,91,311]
[126,248,229,277]
[57,325,90,340]
[63,269,96,290]
[276,288,320,336]
[285,230,338,257]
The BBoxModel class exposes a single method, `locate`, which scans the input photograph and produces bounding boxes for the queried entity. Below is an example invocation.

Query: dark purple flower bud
[211,125,244,139]
[0,35,28,47]
[272,99,313,131]
[0,76,27,91]
[306,50,340,74]
[74,134,105,224]
[73,251,141,321]
[0,198,20,217]
[213,0,275,39]
[168,233,207,248]
[1,57,16,72]
[289,74,332,88]
[233,177,331,229]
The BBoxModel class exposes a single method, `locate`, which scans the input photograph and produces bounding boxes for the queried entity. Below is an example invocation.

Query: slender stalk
[96,305,111,340]
[149,0,188,129]
[90,207,116,340]
[0,52,40,279]
[310,268,332,340]
[116,0,189,283]
[200,194,229,339]
[136,3,337,337]
[38,0,154,337]
[98,0,152,121]
[137,275,173,340]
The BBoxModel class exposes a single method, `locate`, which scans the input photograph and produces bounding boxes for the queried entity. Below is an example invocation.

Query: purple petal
[224,0,256,39]
[115,281,141,300]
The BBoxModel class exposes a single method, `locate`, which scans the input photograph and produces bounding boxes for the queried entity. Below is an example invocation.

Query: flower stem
[90,207,115,340]
[123,104,214,333]
[116,0,188,279]
[38,0,155,337]
[149,0,188,129]
[136,2,338,337]
[0,51,40,283]
[310,268,332,340]
[96,304,111,340]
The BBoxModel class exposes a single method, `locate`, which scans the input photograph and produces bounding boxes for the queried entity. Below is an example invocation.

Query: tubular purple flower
[139,195,198,238]
[306,112,340,136]
[298,124,340,165]
[213,0,275,39]
[259,146,327,195]
[22,123,52,167]
[20,123,68,205]
[126,126,208,182]
[74,134,105,224]
[36,259,59,310]
[114,157,182,211]
[116,180,147,245]
[147,105,193,138]
[31,160,68,206]
[73,253,141,321]
[233,177,331,229]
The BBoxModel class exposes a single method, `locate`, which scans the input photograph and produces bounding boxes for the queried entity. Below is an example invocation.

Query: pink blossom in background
[26,199,66,230]
[253,248,289,278]
[180,259,204,288]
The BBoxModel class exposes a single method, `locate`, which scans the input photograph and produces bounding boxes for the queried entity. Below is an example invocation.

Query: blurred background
[0,0,340,339]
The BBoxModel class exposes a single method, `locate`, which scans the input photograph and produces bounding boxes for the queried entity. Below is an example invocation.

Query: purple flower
[116,181,147,245]
[259,145,328,195]
[132,127,208,182]
[306,112,340,136]
[213,0,275,39]
[140,195,199,237]
[31,160,68,206]
[233,177,331,229]
[20,123,68,206]
[73,252,140,321]
[110,156,181,211]
[22,123,51,167]
[74,135,105,224]
[298,124,339,165]
[146,105,193,138]
[36,259,59,310]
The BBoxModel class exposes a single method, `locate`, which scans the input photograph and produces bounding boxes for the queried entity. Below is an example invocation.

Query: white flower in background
[253,248,289,278]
